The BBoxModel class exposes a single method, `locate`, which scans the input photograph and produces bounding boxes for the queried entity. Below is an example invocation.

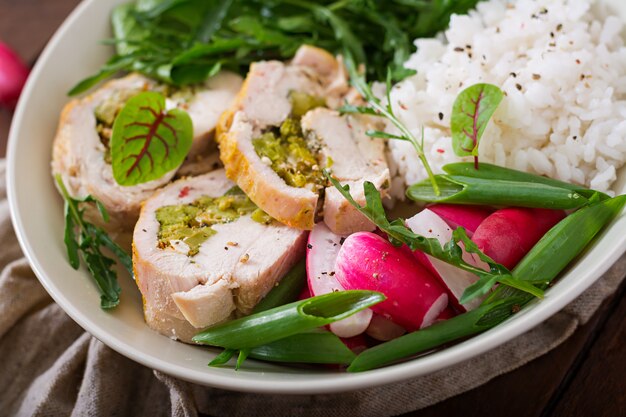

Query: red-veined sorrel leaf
[111,91,192,186]
[451,83,503,169]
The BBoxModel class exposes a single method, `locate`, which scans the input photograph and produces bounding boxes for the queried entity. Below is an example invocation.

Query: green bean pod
[347,297,524,372]
[407,175,590,209]
[193,290,384,349]
[208,260,307,368]
[248,331,356,365]
[442,162,609,200]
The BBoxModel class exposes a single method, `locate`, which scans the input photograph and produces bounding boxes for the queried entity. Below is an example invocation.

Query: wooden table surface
[1,1,624,416]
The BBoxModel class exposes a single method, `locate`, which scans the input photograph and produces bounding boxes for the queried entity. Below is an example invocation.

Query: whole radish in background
[0,42,30,110]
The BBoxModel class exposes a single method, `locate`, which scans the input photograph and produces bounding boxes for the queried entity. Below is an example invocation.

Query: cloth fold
[1,158,624,417]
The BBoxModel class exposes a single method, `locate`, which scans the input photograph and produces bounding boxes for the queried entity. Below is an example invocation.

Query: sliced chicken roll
[133,170,307,342]
[301,108,390,234]
[52,72,242,230]
[218,45,389,233]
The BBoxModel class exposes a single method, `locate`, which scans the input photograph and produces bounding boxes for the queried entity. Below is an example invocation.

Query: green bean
[193,290,384,349]
[208,348,237,366]
[442,162,609,200]
[347,296,525,372]
[248,331,356,365]
[407,175,590,209]
[208,260,306,368]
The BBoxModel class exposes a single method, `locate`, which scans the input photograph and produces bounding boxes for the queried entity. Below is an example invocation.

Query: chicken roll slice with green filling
[132,170,306,342]
[52,72,242,230]
[218,45,389,233]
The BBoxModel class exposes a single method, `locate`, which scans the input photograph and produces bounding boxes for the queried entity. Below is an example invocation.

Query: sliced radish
[428,204,492,237]
[341,334,368,354]
[472,208,565,269]
[365,314,406,341]
[306,222,372,337]
[298,285,311,300]
[335,232,448,331]
[406,209,488,312]
[435,306,456,321]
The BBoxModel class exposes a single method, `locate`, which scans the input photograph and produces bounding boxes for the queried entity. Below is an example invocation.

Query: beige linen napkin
[1,159,624,417]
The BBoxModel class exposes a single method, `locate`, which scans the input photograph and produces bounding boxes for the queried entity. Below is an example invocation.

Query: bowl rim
[6,0,626,394]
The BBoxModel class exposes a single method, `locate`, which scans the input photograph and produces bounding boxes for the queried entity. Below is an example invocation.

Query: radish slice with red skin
[306,223,372,338]
[472,208,565,269]
[335,232,448,331]
[406,209,488,312]
[428,204,493,237]
[366,314,406,341]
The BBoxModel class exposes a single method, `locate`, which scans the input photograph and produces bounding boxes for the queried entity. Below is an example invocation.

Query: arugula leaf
[69,0,483,95]
[324,172,543,303]
[340,56,440,196]
[451,83,503,169]
[111,91,193,186]
[56,175,133,309]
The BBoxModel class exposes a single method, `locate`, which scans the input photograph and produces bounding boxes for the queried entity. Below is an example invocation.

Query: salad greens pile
[69,0,482,95]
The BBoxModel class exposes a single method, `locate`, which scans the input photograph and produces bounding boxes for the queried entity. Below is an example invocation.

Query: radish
[428,204,492,237]
[341,334,368,354]
[472,208,565,269]
[334,232,448,331]
[0,42,29,110]
[366,314,406,341]
[306,223,372,338]
[406,209,488,311]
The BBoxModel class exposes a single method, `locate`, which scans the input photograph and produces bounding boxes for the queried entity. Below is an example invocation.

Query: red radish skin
[306,223,372,337]
[298,285,311,300]
[436,306,456,321]
[366,314,406,341]
[0,42,29,110]
[428,204,493,237]
[335,232,448,331]
[406,209,488,312]
[472,208,565,269]
[341,334,368,354]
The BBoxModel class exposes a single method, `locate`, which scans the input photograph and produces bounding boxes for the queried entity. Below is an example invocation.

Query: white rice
[388,0,626,197]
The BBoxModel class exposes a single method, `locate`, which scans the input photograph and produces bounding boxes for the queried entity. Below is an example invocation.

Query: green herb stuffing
[252,92,326,190]
[69,0,483,95]
[155,186,269,256]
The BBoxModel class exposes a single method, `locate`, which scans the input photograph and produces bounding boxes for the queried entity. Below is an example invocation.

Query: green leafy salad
[54,0,626,373]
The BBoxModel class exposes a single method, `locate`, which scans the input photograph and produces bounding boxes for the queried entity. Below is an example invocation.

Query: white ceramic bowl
[7,0,626,394]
